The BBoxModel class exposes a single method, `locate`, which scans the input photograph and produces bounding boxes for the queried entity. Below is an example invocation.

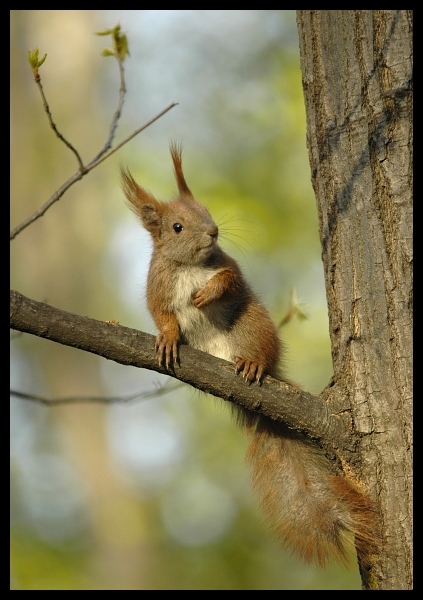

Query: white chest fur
[171,266,234,362]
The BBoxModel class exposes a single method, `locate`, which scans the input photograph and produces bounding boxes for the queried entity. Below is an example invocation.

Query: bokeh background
[10,10,361,590]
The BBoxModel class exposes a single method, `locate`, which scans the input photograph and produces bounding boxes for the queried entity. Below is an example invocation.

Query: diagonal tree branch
[10,289,340,448]
[9,102,178,240]
[12,26,176,241]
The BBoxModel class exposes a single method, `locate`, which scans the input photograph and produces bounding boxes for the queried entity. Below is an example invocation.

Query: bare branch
[10,170,86,239]
[10,380,183,406]
[34,75,84,169]
[29,33,128,174]
[10,289,337,447]
[88,54,126,165]
[12,34,177,241]
[10,102,178,240]
[86,102,178,170]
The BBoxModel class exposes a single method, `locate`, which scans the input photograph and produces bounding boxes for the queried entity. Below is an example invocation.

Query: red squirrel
[121,144,377,567]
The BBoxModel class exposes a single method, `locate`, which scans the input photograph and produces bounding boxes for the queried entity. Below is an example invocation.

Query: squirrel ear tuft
[169,142,194,200]
[121,166,163,233]
[121,165,160,212]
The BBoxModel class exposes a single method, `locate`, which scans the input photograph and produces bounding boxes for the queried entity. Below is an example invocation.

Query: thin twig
[89,54,126,165]
[10,170,86,239]
[12,40,177,240]
[10,381,183,406]
[32,50,126,174]
[86,102,179,169]
[10,102,178,240]
[34,76,85,170]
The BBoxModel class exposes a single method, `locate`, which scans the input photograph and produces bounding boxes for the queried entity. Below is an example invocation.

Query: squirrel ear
[121,166,163,233]
[169,142,194,200]
[140,203,162,234]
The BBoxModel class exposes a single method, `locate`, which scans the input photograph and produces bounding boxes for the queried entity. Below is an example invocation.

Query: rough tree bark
[296,10,412,590]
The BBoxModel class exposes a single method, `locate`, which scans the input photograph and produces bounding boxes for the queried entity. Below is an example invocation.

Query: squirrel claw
[155,334,179,370]
[234,357,264,385]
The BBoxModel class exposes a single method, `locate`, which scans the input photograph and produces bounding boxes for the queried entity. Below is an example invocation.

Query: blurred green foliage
[96,22,129,61]
[10,9,360,590]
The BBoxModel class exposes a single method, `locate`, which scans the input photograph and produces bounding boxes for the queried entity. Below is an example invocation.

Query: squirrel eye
[173,223,183,233]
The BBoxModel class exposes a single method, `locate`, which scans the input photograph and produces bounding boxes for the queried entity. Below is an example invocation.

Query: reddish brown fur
[170,142,194,199]
[247,419,378,567]
[121,145,379,567]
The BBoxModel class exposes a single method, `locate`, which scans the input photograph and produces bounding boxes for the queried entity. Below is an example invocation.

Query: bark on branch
[10,289,341,448]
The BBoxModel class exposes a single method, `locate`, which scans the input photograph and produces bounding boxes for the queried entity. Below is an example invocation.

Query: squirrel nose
[209,225,218,240]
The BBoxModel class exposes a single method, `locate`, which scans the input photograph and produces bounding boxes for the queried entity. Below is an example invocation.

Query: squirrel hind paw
[234,357,264,385]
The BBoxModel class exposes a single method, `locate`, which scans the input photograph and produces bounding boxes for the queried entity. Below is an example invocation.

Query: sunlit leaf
[96,22,129,61]
[27,47,47,74]
[101,48,116,57]
[95,27,117,36]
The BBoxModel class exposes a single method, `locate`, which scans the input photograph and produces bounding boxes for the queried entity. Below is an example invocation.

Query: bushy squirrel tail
[246,416,378,567]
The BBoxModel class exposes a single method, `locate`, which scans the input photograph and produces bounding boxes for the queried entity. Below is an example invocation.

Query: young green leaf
[96,22,129,61]
[27,47,47,78]
[116,33,129,60]
[96,27,117,36]
[101,48,116,57]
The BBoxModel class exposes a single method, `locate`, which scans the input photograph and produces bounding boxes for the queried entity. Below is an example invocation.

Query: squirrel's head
[121,144,219,265]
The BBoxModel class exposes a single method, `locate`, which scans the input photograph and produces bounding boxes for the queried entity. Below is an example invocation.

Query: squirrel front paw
[193,279,224,308]
[155,333,179,369]
[234,357,265,385]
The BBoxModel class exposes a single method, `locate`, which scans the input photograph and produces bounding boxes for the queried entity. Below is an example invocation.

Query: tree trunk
[296,10,413,590]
